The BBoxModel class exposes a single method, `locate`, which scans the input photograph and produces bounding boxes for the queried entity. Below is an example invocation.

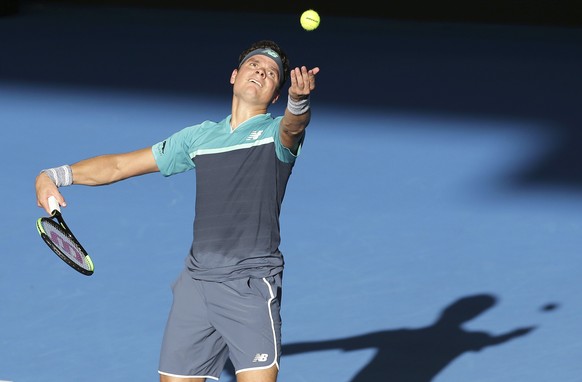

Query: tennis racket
[36,196,94,276]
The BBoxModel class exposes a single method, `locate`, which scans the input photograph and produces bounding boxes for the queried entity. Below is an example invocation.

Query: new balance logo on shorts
[252,353,269,363]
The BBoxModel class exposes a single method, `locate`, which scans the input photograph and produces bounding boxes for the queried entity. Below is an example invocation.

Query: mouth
[249,79,262,87]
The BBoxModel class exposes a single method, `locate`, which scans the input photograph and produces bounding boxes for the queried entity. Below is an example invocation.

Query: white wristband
[287,95,310,115]
[41,165,73,187]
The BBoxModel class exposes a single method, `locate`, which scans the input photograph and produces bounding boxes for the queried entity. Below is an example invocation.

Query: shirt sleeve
[273,116,304,163]
[152,125,198,176]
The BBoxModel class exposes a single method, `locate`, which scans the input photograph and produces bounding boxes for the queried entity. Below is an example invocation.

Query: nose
[255,69,265,78]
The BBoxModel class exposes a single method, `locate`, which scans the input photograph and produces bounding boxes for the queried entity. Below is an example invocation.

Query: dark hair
[238,40,290,89]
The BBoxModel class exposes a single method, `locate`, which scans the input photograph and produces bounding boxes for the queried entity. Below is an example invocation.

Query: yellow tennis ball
[300,9,320,31]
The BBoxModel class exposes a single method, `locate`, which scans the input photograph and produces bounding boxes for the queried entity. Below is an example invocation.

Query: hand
[288,66,320,100]
[35,172,66,214]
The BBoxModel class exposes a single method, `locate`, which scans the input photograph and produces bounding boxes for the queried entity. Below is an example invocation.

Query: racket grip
[48,196,61,214]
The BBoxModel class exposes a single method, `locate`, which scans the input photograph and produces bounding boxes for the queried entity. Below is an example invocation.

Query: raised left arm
[279,66,320,150]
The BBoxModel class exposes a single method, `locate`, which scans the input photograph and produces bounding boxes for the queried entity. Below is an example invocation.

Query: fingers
[290,66,319,87]
[39,194,66,215]
[35,173,66,214]
[290,66,320,97]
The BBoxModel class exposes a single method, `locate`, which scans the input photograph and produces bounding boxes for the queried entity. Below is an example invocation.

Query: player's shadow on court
[222,293,535,381]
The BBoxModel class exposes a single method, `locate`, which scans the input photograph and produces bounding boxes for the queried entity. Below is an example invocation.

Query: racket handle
[48,196,61,214]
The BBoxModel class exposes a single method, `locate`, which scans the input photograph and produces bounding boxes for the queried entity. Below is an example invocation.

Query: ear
[230,69,238,85]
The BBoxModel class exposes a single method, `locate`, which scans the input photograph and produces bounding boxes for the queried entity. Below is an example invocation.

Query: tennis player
[35,40,319,382]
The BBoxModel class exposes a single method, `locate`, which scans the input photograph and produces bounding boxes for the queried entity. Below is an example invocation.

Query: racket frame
[36,196,94,276]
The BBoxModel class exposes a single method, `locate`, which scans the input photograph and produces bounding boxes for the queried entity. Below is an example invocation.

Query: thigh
[159,269,229,380]
[160,375,206,382]
[207,274,283,375]
[236,364,278,382]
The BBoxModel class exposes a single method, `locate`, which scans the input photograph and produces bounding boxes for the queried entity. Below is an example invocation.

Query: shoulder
[249,114,281,132]
[170,119,226,141]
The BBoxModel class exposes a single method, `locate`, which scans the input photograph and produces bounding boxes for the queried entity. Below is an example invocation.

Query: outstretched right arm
[36,147,158,214]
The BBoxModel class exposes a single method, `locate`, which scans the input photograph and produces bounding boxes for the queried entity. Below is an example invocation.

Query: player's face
[232,54,281,102]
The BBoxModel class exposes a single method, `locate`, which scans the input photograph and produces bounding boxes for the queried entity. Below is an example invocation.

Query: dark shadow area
[20,0,582,27]
[0,0,19,16]
[222,294,536,381]
[2,1,582,190]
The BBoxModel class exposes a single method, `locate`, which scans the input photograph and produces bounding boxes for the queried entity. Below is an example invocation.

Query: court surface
[1,2,582,381]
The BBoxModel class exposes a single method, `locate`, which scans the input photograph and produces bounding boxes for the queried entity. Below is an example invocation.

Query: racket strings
[39,219,92,270]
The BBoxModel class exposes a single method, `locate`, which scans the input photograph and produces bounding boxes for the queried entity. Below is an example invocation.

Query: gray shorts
[158,268,282,380]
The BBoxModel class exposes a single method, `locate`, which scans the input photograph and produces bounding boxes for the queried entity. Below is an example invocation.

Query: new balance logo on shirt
[252,353,269,362]
[246,130,263,141]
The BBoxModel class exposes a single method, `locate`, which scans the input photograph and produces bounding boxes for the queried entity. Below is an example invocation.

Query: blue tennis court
[1,2,581,381]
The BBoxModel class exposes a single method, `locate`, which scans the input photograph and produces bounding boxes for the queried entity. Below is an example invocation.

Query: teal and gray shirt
[152,113,302,282]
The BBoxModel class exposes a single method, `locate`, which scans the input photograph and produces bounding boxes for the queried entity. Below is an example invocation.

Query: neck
[230,97,268,130]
